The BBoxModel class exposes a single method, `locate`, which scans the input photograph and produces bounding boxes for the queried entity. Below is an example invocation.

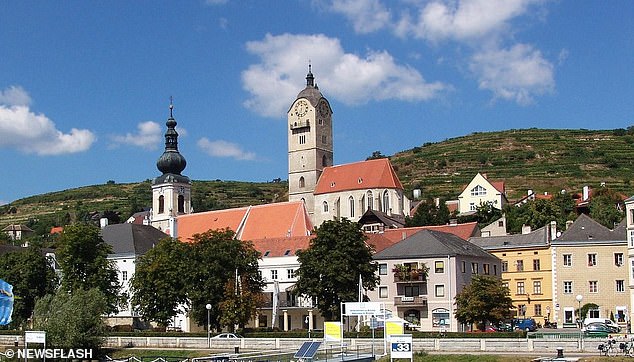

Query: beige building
[551,214,627,328]
[623,195,634,332]
[457,173,507,215]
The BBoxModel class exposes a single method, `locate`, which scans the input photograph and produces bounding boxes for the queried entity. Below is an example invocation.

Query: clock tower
[151,101,192,236]
[288,65,333,218]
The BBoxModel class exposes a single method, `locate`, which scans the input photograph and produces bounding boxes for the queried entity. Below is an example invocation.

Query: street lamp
[576,294,583,327]
[206,303,212,348]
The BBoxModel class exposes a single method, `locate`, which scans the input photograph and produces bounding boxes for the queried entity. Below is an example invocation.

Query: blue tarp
[0,279,14,325]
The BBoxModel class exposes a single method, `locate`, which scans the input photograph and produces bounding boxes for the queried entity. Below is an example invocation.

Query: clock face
[294,100,309,117]
[318,102,329,117]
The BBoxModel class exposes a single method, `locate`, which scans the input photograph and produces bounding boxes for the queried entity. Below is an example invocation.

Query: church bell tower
[151,101,192,236]
[288,65,333,218]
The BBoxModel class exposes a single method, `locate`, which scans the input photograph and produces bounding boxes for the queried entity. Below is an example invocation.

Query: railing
[260,300,310,308]
[394,272,427,283]
[290,120,310,130]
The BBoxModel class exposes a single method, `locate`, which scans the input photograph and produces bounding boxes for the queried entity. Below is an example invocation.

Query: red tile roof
[314,158,403,195]
[251,235,313,257]
[50,226,64,234]
[367,222,480,253]
[176,201,313,242]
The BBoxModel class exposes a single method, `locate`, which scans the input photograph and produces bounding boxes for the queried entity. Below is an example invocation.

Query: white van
[583,318,621,332]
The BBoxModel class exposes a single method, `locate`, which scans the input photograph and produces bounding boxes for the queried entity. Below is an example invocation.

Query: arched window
[158,195,165,214]
[360,195,365,213]
[178,195,185,213]
[382,191,389,213]
[322,155,328,167]
[323,201,329,213]
[299,176,305,188]
[366,191,374,210]
[349,196,355,218]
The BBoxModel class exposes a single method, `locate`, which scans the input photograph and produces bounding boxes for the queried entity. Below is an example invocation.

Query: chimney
[449,219,458,226]
[549,221,557,241]
[528,189,534,196]
[413,189,421,200]
[522,225,532,234]
[566,220,574,230]
[583,186,589,201]
[434,197,440,207]
[100,217,109,228]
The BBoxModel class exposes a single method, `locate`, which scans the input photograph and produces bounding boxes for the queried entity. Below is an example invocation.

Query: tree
[185,229,264,331]
[130,237,190,327]
[0,245,58,328]
[366,151,387,160]
[33,288,108,353]
[405,198,450,227]
[589,187,625,229]
[455,275,514,331]
[56,223,122,313]
[295,218,379,320]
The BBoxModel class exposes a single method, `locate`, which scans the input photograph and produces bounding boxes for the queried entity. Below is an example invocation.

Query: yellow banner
[324,321,342,342]
[385,319,404,337]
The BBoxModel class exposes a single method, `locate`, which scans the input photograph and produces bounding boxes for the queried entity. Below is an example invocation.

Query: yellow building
[470,222,557,326]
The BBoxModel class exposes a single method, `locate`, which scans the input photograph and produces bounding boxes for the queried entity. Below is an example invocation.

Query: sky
[1,1,633,204]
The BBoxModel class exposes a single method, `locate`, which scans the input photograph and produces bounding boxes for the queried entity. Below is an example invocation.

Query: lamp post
[575,294,583,328]
[206,303,212,348]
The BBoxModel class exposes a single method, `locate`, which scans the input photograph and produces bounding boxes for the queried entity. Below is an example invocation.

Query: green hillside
[3,127,634,237]
[391,128,634,200]
[0,180,287,236]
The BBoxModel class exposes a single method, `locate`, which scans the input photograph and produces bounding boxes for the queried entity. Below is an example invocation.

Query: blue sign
[0,279,14,325]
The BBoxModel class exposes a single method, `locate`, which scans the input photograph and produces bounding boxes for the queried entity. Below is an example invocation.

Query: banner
[323,321,342,342]
[0,279,14,325]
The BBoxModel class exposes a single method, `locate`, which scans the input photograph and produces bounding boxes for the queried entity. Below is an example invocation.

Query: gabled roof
[102,223,169,256]
[358,209,405,229]
[2,224,33,232]
[251,235,313,257]
[369,222,480,253]
[314,158,403,195]
[469,225,550,250]
[373,229,496,260]
[555,214,624,242]
[176,201,313,242]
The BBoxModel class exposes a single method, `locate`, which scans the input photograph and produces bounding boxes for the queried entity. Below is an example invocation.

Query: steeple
[156,100,187,176]
[306,63,315,87]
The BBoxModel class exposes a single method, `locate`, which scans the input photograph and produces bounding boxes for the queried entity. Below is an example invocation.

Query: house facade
[457,173,507,214]
[470,223,556,325]
[551,214,628,328]
[102,222,169,327]
[368,229,501,332]
[625,196,634,333]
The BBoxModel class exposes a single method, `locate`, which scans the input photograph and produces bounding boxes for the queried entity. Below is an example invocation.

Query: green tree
[589,187,625,229]
[295,218,379,320]
[33,288,108,353]
[455,275,514,331]
[186,229,264,331]
[405,198,450,227]
[56,223,122,313]
[130,237,190,327]
[366,151,387,160]
[0,245,58,328]
[218,277,265,331]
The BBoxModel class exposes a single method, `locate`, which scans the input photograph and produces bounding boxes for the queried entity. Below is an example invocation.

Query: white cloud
[0,86,32,107]
[329,0,391,34]
[469,44,554,105]
[197,138,256,160]
[400,0,538,42]
[0,105,95,155]
[242,33,449,117]
[110,121,163,150]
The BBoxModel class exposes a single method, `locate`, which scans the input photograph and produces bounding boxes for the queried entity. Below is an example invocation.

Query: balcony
[393,269,428,283]
[394,296,427,307]
[290,120,310,130]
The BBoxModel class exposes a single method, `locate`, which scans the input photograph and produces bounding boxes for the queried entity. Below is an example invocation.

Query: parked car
[211,333,242,339]
[584,318,621,333]
[513,318,537,332]
[584,322,611,337]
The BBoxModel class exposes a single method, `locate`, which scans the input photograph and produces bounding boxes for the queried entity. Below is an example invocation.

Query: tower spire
[156,100,187,175]
[306,62,315,88]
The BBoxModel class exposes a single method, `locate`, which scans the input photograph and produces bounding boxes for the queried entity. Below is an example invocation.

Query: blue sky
[1,1,633,204]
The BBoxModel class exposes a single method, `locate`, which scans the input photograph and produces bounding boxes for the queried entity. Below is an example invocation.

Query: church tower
[288,65,333,218]
[151,101,192,236]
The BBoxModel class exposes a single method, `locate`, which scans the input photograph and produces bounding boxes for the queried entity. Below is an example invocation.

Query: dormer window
[284,249,291,256]
[264,251,270,257]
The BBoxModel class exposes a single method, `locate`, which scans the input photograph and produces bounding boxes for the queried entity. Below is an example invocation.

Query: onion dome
[296,63,324,107]
[153,101,190,185]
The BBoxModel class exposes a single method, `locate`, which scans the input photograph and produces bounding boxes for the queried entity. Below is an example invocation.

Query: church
[144,66,411,331]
